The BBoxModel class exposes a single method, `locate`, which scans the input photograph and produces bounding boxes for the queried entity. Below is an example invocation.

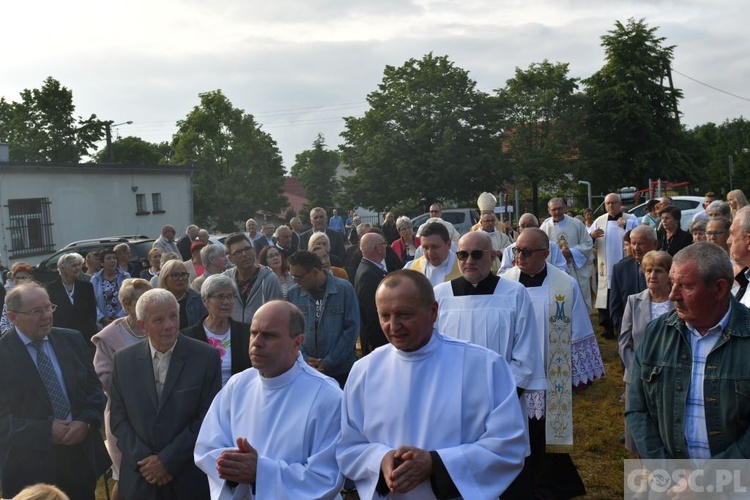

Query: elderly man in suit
[355,233,389,355]
[0,283,110,498]
[110,288,221,499]
[299,207,347,264]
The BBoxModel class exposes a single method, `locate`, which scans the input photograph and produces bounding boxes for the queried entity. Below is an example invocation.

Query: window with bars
[152,192,164,214]
[6,198,55,258]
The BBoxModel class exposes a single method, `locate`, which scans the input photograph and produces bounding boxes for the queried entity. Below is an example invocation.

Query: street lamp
[105,120,133,162]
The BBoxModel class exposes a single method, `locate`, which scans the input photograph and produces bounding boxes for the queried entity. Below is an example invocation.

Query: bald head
[518,213,539,231]
[360,232,387,261]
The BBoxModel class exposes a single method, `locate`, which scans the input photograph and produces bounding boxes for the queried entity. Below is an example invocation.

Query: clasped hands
[51,419,88,446]
[381,446,433,494]
[216,437,259,485]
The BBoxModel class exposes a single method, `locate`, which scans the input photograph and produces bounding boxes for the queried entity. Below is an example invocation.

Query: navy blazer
[47,278,98,345]
[609,257,647,335]
[354,259,388,355]
[109,334,221,500]
[181,317,252,376]
[0,328,110,497]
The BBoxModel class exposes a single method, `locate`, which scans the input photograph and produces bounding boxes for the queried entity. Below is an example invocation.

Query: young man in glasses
[222,233,283,325]
[502,228,604,498]
[434,230,545,495]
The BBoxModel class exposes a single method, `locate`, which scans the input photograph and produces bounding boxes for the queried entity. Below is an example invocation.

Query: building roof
[0,161,195,174]
[282,177,308,216]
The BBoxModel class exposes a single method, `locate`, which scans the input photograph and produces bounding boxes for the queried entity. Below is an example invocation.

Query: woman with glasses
[182,274,251,386]
[258,246,294,299]
[91,248,130,329]
[158,259,206,329]
[391,216,421,264]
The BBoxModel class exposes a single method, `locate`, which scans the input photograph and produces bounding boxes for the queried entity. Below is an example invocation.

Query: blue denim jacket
[286,272,360,377]
[626,297,750,458]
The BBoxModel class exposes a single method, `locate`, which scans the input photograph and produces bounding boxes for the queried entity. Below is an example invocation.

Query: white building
[0,158,194,266]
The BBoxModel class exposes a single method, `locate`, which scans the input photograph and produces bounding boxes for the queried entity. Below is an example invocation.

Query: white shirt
[195,358,344,499]
[336,332,527,499]
[404,252,457,287]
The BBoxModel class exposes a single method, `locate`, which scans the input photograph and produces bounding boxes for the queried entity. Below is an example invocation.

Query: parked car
[31,236,155,285]
[411,208,480,236]
[628,196,704,231]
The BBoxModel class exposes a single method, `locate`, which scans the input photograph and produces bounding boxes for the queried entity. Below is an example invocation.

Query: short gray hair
[396,216,412,231]
[6,282,46,313]
[57,252,84,273]
[631,225,657,242]
[690,218,708,234]
[707,200,731,219]
[672,241,733,286]
[200,274,238,300]
[201,244,226,268]
[135,288,178,323]
[274,225,292,238]
[735,206,750,236]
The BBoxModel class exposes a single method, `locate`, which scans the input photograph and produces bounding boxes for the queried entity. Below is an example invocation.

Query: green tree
[94,136,168,164]
[687,118,750,194]
[581,19,698,192]
[496,60,585,213]
[0,77,105,162]
[339,53,506,212]
[291,134,340,213]
[171,90,287,231]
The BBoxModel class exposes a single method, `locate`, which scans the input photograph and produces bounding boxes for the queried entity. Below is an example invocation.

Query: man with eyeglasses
[540,198,595,312]
[404,222,461,286]
[0,283,110,498]
[287,250,359,388]
[433,230,544,495]
[502,228,604,498]
[355,233,389,355]
[499,213,568,274]
[222,233,283,325]
[415,202,460,244]
[152,224,180,256]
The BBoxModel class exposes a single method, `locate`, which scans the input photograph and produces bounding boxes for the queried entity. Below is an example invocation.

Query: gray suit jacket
[619,289,673,384]
[110,334,221,499]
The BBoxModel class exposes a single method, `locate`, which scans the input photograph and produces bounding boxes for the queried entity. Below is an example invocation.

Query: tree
[93,136,168,164]
[339,53,506,212]
[495,60,584,214]
[0,77,105,162]
[687,117,750,193]
[291,134,340,213]
[171,90,287,231]
[582,18,695,190]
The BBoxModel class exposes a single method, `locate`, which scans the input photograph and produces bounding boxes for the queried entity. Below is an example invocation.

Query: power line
[672,69,750,103]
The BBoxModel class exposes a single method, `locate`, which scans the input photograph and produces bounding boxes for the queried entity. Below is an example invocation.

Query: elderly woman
[312,245,349,280]
[184,241,207,284]
[657,205,692,256]
[46,253,97,346]
[0,262,34,332]
[140,247,162,280]
[308,231,344,268]
[619,250,674,455]
[91,248,130,329]
[727,189,749,217]
[689,218,708,242]
[158,258,206,329]
[391,216,421,264]
[191,244,228,293]
[259,246,294,299]
[91,278,152,498]
[181,274,251,386]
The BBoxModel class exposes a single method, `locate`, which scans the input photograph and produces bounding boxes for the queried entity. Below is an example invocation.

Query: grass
[570,326,634,499]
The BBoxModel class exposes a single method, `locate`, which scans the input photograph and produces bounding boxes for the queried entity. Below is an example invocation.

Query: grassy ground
[570,329,634,499]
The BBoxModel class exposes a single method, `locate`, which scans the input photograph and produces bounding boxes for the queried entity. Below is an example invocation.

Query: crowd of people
[2,187,750,499]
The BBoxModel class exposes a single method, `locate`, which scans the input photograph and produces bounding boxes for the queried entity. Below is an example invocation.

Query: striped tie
[31,340,70,419]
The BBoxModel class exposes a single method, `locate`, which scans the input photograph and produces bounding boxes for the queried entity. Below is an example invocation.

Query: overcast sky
[3,0,748,169]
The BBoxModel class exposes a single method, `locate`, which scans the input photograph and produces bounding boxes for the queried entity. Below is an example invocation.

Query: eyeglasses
[375,242,388,248]
[209,293,236,302]
[512,247,547,258]
[169,272,190,280]
[455,250,488,261]
[706,230,728,236]
[291,269,312,281]
[230,247,253,258]
[12,304,57,317]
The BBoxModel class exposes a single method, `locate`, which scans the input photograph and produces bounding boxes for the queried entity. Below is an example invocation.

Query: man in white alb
[194,300,344,499]
[502,228,605,498]
[336,270,527,499]
[540,198,594,311]
[404,222,461,286]
[499,213,567,274]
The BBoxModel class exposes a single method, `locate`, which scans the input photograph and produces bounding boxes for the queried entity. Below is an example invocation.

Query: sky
[2,0,749,169]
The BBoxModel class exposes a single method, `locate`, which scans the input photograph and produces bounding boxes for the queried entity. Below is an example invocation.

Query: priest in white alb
[404,222,461,286]
[540,197,595,311]
[502,228,605,498]
[336,270,527,499]
[194,300,344,500]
